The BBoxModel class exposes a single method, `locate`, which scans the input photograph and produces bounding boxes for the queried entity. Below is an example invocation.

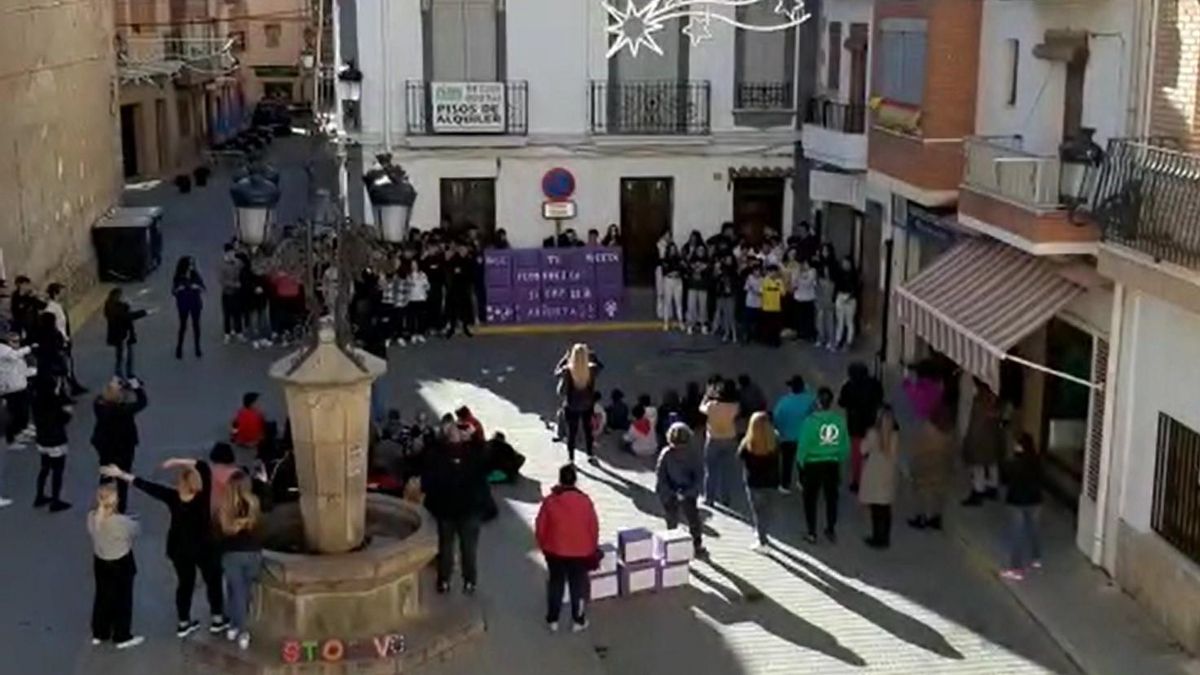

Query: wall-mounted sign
[431,82,506,133]
[542,200,577,220]
[542,167,576,199]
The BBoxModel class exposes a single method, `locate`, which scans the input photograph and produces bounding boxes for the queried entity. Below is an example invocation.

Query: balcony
[405,80,528,136]
[1092,139,1200,271]
[801,97,868,170]
[734,82,795,111]
[958,136,1099,255]
[589,81,711,136]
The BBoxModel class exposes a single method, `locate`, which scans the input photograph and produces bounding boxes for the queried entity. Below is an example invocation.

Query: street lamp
[363,153,417,244]
[230,167,282,247]
[337,59,363,103]
[1059,127,1105,219]
[300,49,315,70]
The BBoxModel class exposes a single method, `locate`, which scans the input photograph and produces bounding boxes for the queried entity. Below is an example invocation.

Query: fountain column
[269,319,385,554]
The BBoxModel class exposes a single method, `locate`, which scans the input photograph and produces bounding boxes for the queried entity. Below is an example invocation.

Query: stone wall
[0,0,121,292]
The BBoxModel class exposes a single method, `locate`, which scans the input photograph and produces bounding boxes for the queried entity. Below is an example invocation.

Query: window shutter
[827,22,842,90]
[463,0,498,81]
[901,31,926,105]
[432,0,468,81]
[1085,337,1109,501]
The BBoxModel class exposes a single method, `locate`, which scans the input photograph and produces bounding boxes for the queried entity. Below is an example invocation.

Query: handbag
[586,547,604,572]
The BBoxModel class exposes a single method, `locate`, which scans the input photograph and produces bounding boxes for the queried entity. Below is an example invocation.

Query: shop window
[1152,414,1200,565]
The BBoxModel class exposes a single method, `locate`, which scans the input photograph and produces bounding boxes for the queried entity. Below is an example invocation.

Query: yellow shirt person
[760,274,785,313]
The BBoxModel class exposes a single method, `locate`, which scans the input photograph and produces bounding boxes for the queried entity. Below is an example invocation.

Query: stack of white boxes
[653,529,693,588]
[616,527,658,595]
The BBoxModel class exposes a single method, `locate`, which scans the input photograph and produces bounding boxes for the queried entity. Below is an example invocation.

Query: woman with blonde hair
[739,411,780,551]
[216,471,262,650]
[102,457,228,638]
[87,483,143,649]
[859,405,900,549]
[554,343,604,465]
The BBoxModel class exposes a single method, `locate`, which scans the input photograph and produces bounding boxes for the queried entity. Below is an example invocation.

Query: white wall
[392,152,793,247]
[356,0,800,141]
[975,0,1137,153]
[1113,293,1200,532]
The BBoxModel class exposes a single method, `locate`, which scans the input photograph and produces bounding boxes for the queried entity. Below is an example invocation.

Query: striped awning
[895,238,1084,390]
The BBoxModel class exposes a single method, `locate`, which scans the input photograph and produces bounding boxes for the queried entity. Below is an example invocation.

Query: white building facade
[348,0,802,282]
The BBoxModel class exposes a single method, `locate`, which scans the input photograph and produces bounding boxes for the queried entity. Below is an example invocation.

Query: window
[264,23,281,49]
[429,0,498,82]
[733,0,795,109]
[1152,414,1200,565]
[877,19,927,106]
[827,22,842,91]
[1005,38,1020,106]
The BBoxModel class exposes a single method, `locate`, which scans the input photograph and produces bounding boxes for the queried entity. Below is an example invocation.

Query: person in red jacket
[535,464,599,633]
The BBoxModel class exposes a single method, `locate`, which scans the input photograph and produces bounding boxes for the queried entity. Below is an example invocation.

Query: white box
[657,559,690,588]
[590,571,619,600]
[618,559,659,595]
[617,527,654,563]
[653,528,694,563]
[596,543,618,575]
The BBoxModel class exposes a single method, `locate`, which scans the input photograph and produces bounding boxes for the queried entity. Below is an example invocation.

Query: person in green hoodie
[797,387,850,544]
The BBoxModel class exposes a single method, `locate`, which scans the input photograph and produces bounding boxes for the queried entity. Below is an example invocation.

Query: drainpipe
[380,0,391,151]
[1092,282,1124,567]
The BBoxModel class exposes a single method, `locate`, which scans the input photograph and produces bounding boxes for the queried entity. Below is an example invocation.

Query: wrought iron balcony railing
[805,97,867,134]
[734,82,795,111]
[1090,138,1200,269]
[405,80,528,136]
[589,80,711,135]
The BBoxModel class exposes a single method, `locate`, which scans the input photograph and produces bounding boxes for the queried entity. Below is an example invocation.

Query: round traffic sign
[542,167,576,200]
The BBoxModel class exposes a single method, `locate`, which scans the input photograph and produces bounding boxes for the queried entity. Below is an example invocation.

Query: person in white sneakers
[0,398,11,507]
[406,262,430,343]
[87,483,143,650]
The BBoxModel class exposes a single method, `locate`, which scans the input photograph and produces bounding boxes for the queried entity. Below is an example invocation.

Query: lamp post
[337,59,363,103]
[230,166,282,247]
[363,153,418,244]
[1060,127,1105,221]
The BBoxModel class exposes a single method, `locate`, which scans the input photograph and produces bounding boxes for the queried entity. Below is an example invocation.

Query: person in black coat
[32,374,73,511]
[104,288,149,379]
[421,418,491,595]
[92,377,149,513]
[32,311,69,382]
[443,244,475,338]
[172,256,206,360]
[837,362,884,492]
[10,275,45,343]
[1000,433,1044,579]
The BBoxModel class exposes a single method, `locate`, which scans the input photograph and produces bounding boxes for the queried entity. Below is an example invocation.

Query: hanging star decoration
[682,9,713,46]
[605,0,668,58]
[604,0,811,58]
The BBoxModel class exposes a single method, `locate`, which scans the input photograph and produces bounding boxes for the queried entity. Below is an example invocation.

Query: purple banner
[486,246,625,324]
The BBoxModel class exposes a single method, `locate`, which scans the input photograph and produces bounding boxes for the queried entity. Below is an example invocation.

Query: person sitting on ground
[623,404,658,457]
[487,432,525,484]
[455,405,485,443]
[590,391,607,439]
[606,389,630,433]
[230,392,267,453]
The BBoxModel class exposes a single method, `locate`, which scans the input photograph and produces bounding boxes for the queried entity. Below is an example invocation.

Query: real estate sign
[431,82,506,133]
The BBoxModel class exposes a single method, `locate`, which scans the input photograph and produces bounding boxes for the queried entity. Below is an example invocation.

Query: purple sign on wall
[485,246,625,324]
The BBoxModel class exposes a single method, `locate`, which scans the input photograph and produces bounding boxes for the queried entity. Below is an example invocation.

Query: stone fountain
[184,322,483,675]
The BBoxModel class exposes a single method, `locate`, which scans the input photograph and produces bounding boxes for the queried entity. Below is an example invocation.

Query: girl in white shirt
[407,264,431,344]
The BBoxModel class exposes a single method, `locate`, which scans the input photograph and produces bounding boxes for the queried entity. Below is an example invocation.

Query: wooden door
[439,178,497,240]
[620,178,673,286]
[733,177,784,244]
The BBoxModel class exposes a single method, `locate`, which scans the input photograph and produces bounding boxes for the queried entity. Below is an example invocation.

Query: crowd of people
[654,223,862,349]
